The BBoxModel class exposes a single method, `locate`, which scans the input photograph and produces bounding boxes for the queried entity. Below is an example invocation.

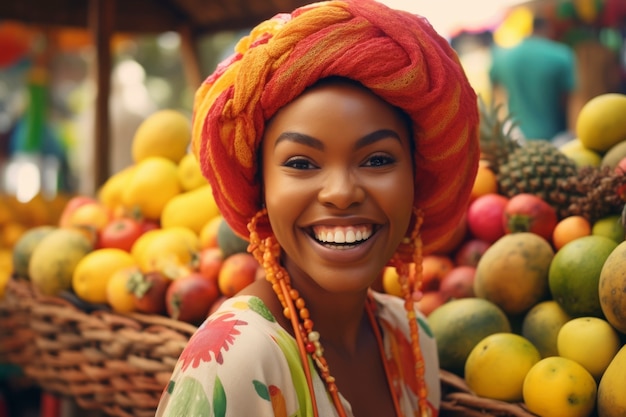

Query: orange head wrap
[192,0,479,258]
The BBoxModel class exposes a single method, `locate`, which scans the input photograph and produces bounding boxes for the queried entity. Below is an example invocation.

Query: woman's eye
[284,157,316,170]
[364,154,395,167]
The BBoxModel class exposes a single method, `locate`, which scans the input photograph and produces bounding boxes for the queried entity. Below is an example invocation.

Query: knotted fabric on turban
[192,0,479,258]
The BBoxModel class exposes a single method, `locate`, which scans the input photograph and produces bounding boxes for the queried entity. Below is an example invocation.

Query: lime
[592,214,625,243]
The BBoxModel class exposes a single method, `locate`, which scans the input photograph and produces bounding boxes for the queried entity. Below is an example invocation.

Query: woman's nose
[317,168,365,209]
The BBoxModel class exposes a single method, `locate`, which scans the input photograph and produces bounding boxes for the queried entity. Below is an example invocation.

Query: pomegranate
[466,193,509,243]
[502,193,557,241]
[166,272,220,324]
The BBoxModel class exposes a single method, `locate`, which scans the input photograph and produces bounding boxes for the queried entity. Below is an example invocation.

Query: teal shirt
[490,37,576,140]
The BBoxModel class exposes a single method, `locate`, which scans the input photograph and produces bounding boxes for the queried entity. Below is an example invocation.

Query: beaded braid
[247,208,348,417]
[388,208,429,416]
[247,207,429,417]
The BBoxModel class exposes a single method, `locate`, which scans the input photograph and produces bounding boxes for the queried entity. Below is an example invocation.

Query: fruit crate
[1,278,198,417]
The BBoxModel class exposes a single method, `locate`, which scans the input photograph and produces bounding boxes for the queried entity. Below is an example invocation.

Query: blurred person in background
[489,14,577,142]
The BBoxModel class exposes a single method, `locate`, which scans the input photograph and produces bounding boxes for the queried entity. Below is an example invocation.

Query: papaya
[597,344,626,417]
[28,227,94,296]
[427,297,511,376]
[474,232,554,315]
[598,240,626,333]
[12,225,56,278]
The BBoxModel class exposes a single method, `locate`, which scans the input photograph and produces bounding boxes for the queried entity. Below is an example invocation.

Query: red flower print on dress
[179,313,248,371]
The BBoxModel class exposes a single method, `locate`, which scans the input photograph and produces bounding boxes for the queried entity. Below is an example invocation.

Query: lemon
[177,153,208,191]
[72,248,137,304]
[576,93,626,152]
[98,165,136,213]
[523,356,597,417]
[559,139,602,167]
[131,109,191,164]
[134,227,200,275]
[521,300,571,358]
[121,156,182,220]
[465,332,541,402]
[160,185,220,234]
[557,316,621,380]
[382,266,402,297]
[592,214,625,243]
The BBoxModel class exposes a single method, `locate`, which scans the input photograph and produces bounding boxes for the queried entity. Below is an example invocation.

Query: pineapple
[478,96,579,219]
[478,96,626,222]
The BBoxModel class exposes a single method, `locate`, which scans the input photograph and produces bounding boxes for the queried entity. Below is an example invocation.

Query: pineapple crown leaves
[477,95,520,145]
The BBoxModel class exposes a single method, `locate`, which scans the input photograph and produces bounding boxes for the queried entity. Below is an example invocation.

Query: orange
[551,215,591,250]
[470,164,498,202]
[106,266,141,313]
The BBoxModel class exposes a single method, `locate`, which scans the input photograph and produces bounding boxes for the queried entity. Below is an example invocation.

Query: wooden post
[88,0,115,193]
[178,24,203,92]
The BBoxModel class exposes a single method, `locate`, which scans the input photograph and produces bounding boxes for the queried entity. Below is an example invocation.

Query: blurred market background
[0,0,625,416]
[1,0,624,199]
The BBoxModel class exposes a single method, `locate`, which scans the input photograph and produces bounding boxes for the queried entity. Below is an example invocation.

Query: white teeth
[314,226,372,244]
[334,230,346,243]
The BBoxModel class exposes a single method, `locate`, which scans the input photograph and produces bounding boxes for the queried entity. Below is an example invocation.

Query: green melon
[427,297,512,376]
[12,225,56,279]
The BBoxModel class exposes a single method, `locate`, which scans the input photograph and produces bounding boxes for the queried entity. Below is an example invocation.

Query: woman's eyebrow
[274,129,401,150]
[354,129,401,150]
[274,132,323,150]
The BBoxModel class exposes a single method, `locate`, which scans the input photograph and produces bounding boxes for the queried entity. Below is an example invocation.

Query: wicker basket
[15,285,198,417]
[0,278,38,373]
[440,369,537,417]
[4,277,541,417]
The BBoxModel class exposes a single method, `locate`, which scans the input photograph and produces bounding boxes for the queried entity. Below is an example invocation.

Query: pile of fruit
[7,108,261,326]
[4,90,626,416]
[0,190,70,298]
[385,92,626,417]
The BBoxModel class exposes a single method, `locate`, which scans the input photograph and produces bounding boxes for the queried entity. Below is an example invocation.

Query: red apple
[454,238,490,267]
[439,265,476,300]
[198,247,224,284]
[502,193,557,241]
[166,272,220,324]
[417,291,447,316]
[466,193,509,243]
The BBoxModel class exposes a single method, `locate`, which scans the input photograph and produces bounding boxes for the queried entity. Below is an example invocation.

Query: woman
[156,1,479,416]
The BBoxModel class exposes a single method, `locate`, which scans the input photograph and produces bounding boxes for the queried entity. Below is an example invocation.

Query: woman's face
[261,81,415,293]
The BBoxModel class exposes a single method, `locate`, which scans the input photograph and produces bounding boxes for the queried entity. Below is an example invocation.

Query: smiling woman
[155,1,479,416]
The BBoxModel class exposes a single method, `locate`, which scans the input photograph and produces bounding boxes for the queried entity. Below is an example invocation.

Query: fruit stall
[2,2,626,417]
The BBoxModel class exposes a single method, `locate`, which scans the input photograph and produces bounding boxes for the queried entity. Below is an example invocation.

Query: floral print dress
[155,291,440,417]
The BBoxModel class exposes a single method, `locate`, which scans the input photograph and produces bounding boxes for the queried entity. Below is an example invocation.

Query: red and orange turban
[192,0,479,257]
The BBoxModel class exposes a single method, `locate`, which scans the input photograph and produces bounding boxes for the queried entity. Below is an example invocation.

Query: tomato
[99,217,144,252]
